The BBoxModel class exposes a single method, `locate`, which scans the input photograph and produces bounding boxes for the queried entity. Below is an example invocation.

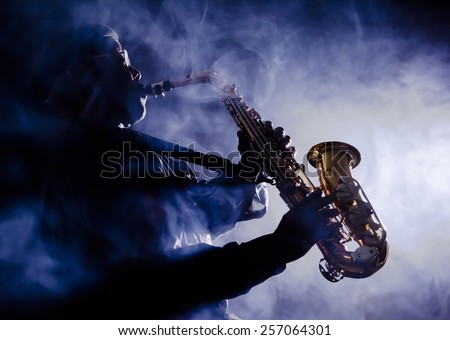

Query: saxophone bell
[307,141,388,281]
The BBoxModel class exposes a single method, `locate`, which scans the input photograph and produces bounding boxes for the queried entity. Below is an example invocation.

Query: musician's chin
[133,104,147,126]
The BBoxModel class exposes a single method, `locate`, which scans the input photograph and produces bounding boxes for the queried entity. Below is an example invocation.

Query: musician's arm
[104,234,287,311]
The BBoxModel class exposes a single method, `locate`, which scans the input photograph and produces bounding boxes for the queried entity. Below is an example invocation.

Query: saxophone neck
[143,69,238,98]
[142,80,175,97]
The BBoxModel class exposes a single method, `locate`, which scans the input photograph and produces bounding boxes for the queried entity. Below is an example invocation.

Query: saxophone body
[144,70,388,282]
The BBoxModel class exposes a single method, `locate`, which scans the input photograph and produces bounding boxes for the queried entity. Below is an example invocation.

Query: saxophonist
[1,24,340,320]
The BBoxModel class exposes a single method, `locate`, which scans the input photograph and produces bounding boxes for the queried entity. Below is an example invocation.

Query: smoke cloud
[2,0,450,319]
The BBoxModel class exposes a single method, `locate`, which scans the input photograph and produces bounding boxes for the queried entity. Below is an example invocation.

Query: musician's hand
[236,130,262,182]
[273,190,340,263]
[237,121,296,183]
[260,121,297,159]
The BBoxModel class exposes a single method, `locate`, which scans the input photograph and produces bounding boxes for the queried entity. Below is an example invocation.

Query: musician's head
[41,24,147,128]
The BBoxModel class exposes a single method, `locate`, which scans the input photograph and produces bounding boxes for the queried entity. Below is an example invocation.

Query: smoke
[2,0,450,319]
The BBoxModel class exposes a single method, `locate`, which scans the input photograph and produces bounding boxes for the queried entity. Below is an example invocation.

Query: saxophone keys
[346,202,373,227]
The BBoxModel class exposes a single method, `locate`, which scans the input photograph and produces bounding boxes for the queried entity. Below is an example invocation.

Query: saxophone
[143,70,388,282]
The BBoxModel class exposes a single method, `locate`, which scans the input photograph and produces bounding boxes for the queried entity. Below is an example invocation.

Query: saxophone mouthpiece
[142,80,175,97]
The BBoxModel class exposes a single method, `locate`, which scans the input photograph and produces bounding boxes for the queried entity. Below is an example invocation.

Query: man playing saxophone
[1,24,340,319]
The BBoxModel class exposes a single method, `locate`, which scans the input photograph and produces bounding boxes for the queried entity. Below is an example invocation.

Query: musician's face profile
[108,47,148,128]
[88,36,142,83]
[75,31,148,128]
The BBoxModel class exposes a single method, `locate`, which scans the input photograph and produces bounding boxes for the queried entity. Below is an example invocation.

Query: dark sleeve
[71,234,286,319]
[164,234,286,302]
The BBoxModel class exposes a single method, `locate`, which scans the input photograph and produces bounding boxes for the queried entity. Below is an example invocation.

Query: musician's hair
[32,24,120,102]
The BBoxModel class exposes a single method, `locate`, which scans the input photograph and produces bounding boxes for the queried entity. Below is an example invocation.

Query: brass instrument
[143,70,388,282]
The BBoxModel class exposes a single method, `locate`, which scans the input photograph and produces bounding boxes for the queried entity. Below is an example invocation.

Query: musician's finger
[310,192,337,210]
[279,135,291,149]
[288,146,297,157]
[264,121,273,134]
[273,126,285,140]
